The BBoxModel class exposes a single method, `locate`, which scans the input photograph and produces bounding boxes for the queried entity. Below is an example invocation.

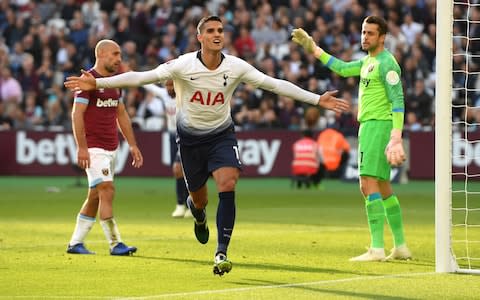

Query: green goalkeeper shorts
[358,120,392,181]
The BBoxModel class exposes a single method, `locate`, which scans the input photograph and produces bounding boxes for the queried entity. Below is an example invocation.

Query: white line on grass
[118,272,438,299]
[1,271,437,299]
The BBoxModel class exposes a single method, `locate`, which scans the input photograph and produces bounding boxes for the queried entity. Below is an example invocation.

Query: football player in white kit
[65,16,349,276]
[143,80,192,218]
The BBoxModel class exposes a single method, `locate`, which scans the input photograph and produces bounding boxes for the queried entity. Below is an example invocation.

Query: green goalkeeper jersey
[319,49,404,128]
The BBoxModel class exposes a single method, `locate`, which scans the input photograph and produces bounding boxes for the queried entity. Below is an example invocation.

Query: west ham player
[292,16,411,262]
[66,40,143,256]
[65,16,349,275]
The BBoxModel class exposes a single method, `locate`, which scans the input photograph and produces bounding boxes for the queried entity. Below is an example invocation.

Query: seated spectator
[291,129,321,188]
[0,67,23,104]
[316,125,351,182]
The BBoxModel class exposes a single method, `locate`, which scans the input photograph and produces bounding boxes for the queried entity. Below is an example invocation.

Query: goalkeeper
[292,15,411,262]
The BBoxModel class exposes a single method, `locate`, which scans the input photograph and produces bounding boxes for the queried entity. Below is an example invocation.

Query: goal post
[435,0,454,273]
[436,0,480,274]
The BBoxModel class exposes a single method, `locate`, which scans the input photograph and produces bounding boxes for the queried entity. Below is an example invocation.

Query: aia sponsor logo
[189,91,225,105]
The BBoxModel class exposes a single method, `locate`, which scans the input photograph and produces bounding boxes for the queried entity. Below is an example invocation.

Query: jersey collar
[196,50,225,69]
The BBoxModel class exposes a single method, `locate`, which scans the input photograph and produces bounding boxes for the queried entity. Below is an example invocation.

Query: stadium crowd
[0,0,438,136]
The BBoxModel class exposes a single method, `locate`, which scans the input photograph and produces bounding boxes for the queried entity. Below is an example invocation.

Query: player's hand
[291,28,316,53]
[64,70,97,92]
[130,145,144,168]
[385,129,406,166]
[318,90,350,113]
[77,147,90,169]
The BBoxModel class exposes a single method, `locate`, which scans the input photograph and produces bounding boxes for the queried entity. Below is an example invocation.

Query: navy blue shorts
[179,133,242,192]
[169,133,180,165]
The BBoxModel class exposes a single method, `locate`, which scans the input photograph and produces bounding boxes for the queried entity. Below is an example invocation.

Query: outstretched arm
[292,28,362,77]
[65,69,161,91]
[259,76,350,113]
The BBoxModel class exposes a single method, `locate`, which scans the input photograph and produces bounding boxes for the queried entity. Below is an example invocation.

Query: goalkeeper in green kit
[292,16,412,261]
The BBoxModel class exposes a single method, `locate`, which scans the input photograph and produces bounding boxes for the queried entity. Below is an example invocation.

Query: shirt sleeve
[74,90,90,104]
[318,51,363,77]
[96,60,177,88]
[379,58,405,130]
[239,60,320,105]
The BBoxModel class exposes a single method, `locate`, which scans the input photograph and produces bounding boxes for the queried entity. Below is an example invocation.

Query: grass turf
[0,176,479,299]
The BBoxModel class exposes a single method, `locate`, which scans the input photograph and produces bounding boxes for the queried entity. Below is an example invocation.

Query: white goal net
[436,0,480,274]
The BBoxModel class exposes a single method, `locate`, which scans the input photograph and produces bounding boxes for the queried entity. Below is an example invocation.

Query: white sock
[100,218,122,248]
[69,214,95,246]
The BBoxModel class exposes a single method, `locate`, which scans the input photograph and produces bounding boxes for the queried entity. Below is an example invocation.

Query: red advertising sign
[0,130,299,177]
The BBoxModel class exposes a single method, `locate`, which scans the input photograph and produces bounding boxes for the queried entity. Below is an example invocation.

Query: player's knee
[97,182,115,198]
[192,195,208,209]
[172,162,183,178]
[218,177,237,191]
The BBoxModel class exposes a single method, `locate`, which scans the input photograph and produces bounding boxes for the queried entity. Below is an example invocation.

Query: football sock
[187,196,206,223]
[383,194,406,247]
[216,191,236,255]
[100,217,122,248]
[69,214,95,246]
[176,178,188,205]
[366,193,385,249]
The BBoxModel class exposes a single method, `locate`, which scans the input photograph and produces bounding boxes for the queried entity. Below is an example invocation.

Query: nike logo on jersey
[190,76,199,80]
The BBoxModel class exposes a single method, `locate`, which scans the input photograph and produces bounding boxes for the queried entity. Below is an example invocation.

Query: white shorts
[86,148,117,188]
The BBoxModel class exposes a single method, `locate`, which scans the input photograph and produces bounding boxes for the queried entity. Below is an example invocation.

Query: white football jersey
[152,51,267,136]
[143,84,176,133]
[97,50,321,138]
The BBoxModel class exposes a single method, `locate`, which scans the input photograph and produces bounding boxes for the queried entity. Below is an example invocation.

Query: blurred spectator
[405,111,422,132]
[401,12,423,46]
[23,91,44,129]
[316,125,351,182]
[291,129,321,188]
[234,26,256,59]
[0,67,23,104]
[0,102,13,130]
[406,79,434,125]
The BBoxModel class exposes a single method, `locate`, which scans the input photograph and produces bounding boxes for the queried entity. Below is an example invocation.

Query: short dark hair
[197,15,222,34]
[302,129,314,138]
[364,16,388,36]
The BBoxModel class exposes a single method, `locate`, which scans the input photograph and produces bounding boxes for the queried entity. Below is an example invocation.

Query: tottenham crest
[102,168,109,176]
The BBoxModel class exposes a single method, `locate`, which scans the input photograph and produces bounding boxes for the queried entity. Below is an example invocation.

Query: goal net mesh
[451,0,480,271]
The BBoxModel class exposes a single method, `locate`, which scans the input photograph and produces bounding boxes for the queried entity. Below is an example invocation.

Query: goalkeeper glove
[385,129,406,166]
[291,28,316,53]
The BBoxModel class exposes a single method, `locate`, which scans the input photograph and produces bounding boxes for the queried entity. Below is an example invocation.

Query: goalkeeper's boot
[349,247,385,262]
[194,219,209,244]
[385,245,412,261]
[213,253,232,276]
[110,242,137,256]
[67,243,95,255]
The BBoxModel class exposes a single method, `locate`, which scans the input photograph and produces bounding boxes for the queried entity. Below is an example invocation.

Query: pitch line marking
[118,272,438,299]
[1,272,437,299]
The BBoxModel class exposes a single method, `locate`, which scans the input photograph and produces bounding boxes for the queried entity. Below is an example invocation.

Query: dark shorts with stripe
[179,130,242,192]
[169,132,180,165]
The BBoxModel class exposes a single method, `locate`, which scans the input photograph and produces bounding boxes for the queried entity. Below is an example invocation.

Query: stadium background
[0,0,445,179]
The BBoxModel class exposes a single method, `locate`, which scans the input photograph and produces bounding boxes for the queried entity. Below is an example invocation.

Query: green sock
[383,195,406,247]
[366,196,385,249]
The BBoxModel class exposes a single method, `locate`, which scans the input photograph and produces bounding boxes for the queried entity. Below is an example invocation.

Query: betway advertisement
[4,130,469,179]
[0,131,296,177]
[409,131,480,179]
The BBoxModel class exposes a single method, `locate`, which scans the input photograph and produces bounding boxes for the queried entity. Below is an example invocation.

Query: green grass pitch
[0,176,479,299]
